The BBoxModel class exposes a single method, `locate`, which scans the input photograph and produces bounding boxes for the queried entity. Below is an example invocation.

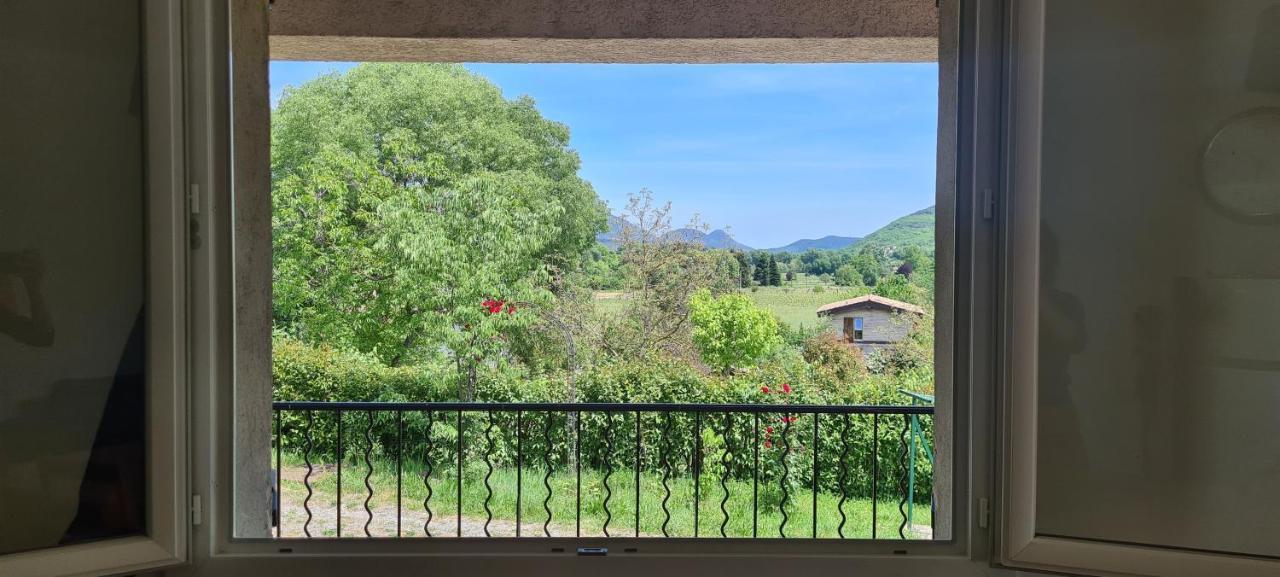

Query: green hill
[853,206,935,253]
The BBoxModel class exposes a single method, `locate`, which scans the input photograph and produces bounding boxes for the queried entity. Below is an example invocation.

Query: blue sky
[271,62,937,249]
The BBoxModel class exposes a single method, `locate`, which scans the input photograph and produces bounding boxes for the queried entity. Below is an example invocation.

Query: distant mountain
[596,215,630,249]
[596,217,753,251]
[665,228,754,251]
[596,206,936,254]
[767,235,861,254]
[852,206,935,252]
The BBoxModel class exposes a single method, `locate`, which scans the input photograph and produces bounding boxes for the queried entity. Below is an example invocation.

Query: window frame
[0,1,189,575]
[181,0,1005,573]
[994,2,1280,576]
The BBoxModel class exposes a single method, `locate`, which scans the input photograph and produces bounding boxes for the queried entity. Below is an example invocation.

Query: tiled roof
[816,294,926,316]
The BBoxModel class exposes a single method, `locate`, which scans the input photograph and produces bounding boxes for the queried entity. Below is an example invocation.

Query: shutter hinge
[192,494,203,526]
[977,497,991,529]
[982,187,996,220]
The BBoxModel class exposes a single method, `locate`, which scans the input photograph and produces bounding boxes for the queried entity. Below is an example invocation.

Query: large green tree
[271,63,606,398]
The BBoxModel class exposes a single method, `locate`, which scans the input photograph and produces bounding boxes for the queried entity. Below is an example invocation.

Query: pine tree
[734,251,752,287]
[767,255,782,286]
[752,252,769,285]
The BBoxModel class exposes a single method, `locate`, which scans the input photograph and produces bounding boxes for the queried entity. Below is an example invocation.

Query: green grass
[278,452,931,540]
[741,282,870,330]
[592,275,868,332]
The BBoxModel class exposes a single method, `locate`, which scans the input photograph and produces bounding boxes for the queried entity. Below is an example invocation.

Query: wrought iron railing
[271,401,934,540]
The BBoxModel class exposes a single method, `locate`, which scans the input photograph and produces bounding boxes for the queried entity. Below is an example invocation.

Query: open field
[740,285,869,330]
[277,454,932,540]
[592,274,868,331]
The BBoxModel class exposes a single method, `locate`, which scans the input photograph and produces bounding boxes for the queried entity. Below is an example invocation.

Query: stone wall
[825,308,915,344]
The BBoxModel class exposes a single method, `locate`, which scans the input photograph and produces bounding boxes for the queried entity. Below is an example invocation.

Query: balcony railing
[271,401,935,540]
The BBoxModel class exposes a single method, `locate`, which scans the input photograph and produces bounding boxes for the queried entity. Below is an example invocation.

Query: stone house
[816,295,925,353]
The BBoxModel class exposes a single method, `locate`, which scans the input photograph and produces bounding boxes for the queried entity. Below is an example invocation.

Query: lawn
[277,453,931,540]
[740,275,869,330]
[592,274,869,332]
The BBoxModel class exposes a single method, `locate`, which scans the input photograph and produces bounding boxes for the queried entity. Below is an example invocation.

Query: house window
[853,317,865,341]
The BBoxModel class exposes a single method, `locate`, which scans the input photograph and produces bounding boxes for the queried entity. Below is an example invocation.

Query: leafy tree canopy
[272,63,606,390]
[689,289,782,374]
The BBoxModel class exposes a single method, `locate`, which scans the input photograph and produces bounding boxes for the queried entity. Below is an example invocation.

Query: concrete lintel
[269,0,937,41]
[270,36,939,63]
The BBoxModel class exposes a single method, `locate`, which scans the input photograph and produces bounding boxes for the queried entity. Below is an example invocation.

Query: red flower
[782,383,792,394]
[506,303,517,315]
[760,386,770,394]
[766,426,774,434]
[764,441,773,449]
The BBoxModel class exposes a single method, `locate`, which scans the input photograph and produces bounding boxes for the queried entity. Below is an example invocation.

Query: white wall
[1034,0,1280,557]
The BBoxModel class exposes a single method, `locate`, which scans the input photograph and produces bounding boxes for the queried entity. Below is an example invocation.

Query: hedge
[273,336,934,501]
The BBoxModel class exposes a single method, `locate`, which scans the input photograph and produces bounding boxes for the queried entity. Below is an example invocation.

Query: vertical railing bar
[396,410,404,537]
[423,411,434,537]
[362,410,374,538]
[720,412,732,538]
[812,412,819,539]
[516,410,522,538]
[753,412,759,539]
[457,409,463,538]
[693,411,701,538]
[871,413,879,540]
[274,408,282,539]
[483,411,495,537]
[303,410,314,538]
[543,411,554,538]
[602,411,614,537]
[838,413,850,539]
[898,413,910,540]
[635,410,641,538]
[908,413,918,531]
[779,411,790,539]
[575,411,582,538]
[660,412,672,538]
[336,409,343,538]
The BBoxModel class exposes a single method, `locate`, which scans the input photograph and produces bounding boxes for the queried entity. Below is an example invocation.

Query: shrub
[689,289,782,374]
[273,333,448,403]
[802,332,867,385]
[866,315,932,376]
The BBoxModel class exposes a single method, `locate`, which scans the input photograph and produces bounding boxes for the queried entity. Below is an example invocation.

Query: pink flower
[782,383,792,394]
[761,386,770,394]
